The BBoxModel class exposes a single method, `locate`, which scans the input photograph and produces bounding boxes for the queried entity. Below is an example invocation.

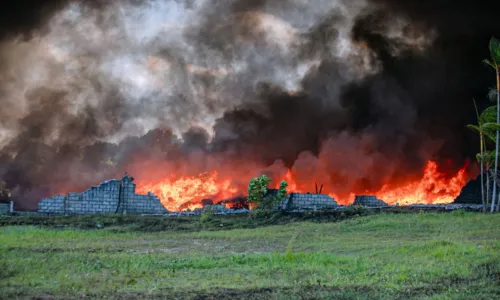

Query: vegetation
[247,175,271,205]
[276,180,289,202]
[468,36,500,212]
[247,175,288,210]
[1,212,499,299]
[0,207,375,232]
[485,37,500,212]
[0,182,11,203]
[468,104,497,211]
[200,205,214,223]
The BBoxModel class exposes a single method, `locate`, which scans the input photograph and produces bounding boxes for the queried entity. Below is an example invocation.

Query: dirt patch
[5,247,126,254]
[126,248,184,254]
[27,284,487,300]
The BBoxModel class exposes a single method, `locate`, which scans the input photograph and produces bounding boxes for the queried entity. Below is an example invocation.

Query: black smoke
[0,0,499,209]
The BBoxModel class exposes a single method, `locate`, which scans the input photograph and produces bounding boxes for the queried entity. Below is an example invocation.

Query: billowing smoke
[0,0,497,210]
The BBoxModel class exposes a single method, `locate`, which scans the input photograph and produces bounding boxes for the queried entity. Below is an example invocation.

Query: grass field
[1,211,500,299]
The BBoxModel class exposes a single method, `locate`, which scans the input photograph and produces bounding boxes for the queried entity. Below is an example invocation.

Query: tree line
[468,37,500,213]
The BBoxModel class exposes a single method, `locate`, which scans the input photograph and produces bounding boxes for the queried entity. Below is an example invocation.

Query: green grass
[1,211,499,299]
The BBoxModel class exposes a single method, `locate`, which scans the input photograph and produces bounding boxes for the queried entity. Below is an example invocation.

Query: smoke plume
[0,0,498,209]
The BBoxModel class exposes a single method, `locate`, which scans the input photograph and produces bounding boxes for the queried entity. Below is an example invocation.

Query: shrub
[200,205,214,223]
[247,175,288,210]
[247,175,271,205]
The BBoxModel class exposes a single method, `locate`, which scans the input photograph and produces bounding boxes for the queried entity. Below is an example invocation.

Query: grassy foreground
[1,211,500,299]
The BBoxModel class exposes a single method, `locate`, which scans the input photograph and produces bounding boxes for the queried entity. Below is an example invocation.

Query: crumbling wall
[279,193,338,210]
[119,175,167,214]
[38,174,167,215]
[353,195,389,207]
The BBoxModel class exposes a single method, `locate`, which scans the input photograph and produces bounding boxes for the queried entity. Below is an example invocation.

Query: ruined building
[38,174,167,215]
[266,189,339,210]
[353,195,389,207]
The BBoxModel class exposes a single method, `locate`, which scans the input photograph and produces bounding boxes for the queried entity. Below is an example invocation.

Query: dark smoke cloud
[0,0,498,209]
[0,1,68,40]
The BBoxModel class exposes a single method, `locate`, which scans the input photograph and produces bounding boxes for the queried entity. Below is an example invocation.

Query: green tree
[468,104,498,211]
[276,180,289,201]
[247,175,288,210]
[483,37,500,212]
[468,100,487,211]
[247,175,271,206]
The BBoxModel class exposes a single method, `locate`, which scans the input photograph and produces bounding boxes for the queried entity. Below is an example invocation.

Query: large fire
[136,160,469,211]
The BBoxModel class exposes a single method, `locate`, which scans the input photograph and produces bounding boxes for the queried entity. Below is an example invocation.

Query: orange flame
[373,161,468,205]
[135,160,469,211]
[136,171,239,211]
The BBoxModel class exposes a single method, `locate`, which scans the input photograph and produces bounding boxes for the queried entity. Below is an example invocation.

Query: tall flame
[136,171,239,211]
[135,160,469,211]
[374,161,468,205]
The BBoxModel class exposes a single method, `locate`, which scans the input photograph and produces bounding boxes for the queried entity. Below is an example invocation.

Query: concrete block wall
[279,193,338,210]
[72,180,121,214]
[38,174,167,215]
[119,175,167,214]
[0,203,9,214]
[353,195,389,207]
[38,195,66,213]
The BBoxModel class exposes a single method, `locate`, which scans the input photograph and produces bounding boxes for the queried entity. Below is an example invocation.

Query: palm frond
[482,122,500,131]
[483,150,498,164]
[488,88,499,102]
[479,106,497,125]
[467,124,481,132]
[473,99,480,119]
[483,58,497,69]
[489,37,500,66]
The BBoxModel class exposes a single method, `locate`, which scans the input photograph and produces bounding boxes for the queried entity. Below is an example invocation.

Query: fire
[135,171,239,211]
[135,160,469,211]
[373,161,468,205]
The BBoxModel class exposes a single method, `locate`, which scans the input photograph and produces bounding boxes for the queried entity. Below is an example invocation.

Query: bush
[247,175,271,206]
[247,175,288,210]
[200,206,214,223]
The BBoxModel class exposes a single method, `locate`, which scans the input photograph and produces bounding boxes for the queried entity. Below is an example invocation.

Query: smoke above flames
[0,0,497,210]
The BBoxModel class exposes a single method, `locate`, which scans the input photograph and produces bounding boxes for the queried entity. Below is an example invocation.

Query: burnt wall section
[279,193,338,210]
[119,175,167,214]
[70,180,121,214]
[38,174,167,215]
[354,195,389,207]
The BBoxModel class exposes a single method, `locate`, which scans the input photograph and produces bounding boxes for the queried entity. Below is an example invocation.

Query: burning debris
[33,171,478,215]
[133,160,468,211]
[0,1,495,210]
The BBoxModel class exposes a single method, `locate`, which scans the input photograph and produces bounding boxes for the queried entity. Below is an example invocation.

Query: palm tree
[468,104,497,211]
[483,37,500,212]
[478,150,496,209]
[469,100,486,210]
